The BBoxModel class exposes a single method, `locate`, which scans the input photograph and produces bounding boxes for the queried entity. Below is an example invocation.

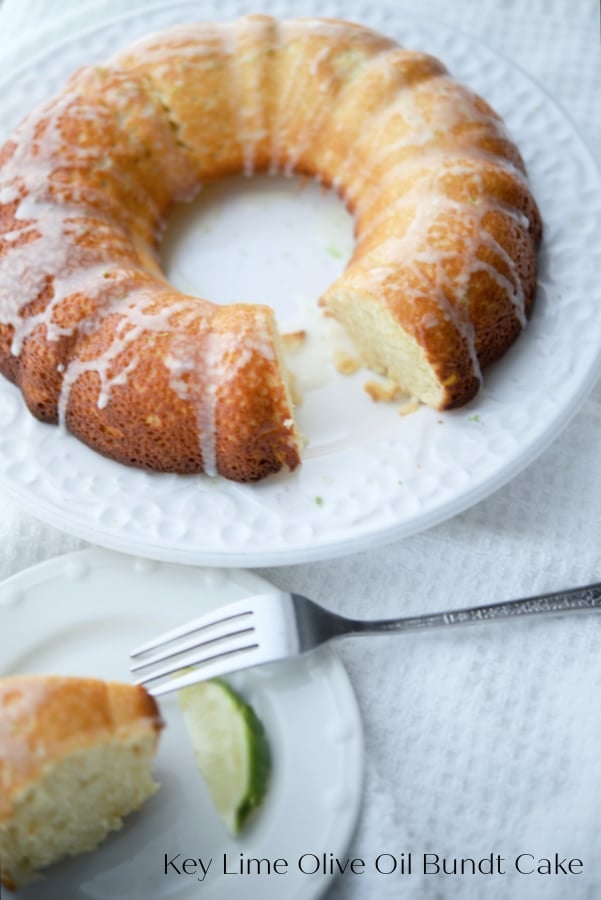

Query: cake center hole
[161,174,354,328]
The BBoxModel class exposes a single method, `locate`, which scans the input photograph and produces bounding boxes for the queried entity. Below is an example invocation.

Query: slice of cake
[0,674,163,890]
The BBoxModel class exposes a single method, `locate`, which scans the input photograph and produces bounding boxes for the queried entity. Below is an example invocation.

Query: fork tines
[130,597,260,696]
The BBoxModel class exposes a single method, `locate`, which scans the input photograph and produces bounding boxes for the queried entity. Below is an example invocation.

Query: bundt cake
[0,675,163,890]
[0,15,541,480]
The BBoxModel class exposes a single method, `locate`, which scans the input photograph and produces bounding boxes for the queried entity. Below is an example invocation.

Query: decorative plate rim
[1,0,601,566]
[0,547,365,900]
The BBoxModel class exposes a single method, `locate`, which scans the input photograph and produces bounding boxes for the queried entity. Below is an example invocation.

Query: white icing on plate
[0,1,600,565]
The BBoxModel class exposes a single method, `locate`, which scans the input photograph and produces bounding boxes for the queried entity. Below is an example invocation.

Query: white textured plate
[0,1,601,566]
[0,549,364,900]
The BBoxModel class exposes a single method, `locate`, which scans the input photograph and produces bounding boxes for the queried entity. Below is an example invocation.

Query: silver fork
[130,581,601,696]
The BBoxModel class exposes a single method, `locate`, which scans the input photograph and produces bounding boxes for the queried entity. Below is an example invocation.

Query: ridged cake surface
[0,15,541,479]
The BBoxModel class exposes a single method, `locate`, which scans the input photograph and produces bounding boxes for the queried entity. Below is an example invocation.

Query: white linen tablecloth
[0,1,600,898]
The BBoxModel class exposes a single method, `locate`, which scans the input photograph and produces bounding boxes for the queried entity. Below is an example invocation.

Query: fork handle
[341,582,601,635]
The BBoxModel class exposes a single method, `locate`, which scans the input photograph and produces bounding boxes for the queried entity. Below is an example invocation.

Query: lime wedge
[178,679,271,834]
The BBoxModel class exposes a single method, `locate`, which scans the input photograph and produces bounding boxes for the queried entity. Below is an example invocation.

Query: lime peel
[178,679,271,834]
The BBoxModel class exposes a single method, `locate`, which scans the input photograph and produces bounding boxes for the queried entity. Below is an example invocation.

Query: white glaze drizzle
[269,21,305,174]
[355,165,529,321]
[0,63,276,475]
[0,15,537,470]
[283,45,338,177]
[166,310,277,475]
[111,9,531,374]
[0,676,160,781]
[0,678,55,773]
[226,18,262,178]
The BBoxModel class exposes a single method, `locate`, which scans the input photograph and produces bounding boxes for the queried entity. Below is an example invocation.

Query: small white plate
[1,1,601,566]
[0,549,364,900]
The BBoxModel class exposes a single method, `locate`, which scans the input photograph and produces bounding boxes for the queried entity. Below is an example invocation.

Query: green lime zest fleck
[315,495,324,507]
[467,414,481,423]
[325,244,343,259]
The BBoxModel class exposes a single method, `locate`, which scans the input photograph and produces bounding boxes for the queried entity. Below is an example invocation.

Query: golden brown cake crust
[0,15,541,475]
[0,675,162,825]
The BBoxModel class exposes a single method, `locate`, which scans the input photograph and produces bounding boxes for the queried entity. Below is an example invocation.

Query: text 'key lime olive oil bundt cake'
[0,15,541,481]
[0,675,163,891]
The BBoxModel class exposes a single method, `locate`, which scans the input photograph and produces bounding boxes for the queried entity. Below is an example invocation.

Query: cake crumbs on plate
[333,349,361,375]
[398,399,420,417]
[286,370,303,407]
[282,330,307,353]
[364,379,403,403]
